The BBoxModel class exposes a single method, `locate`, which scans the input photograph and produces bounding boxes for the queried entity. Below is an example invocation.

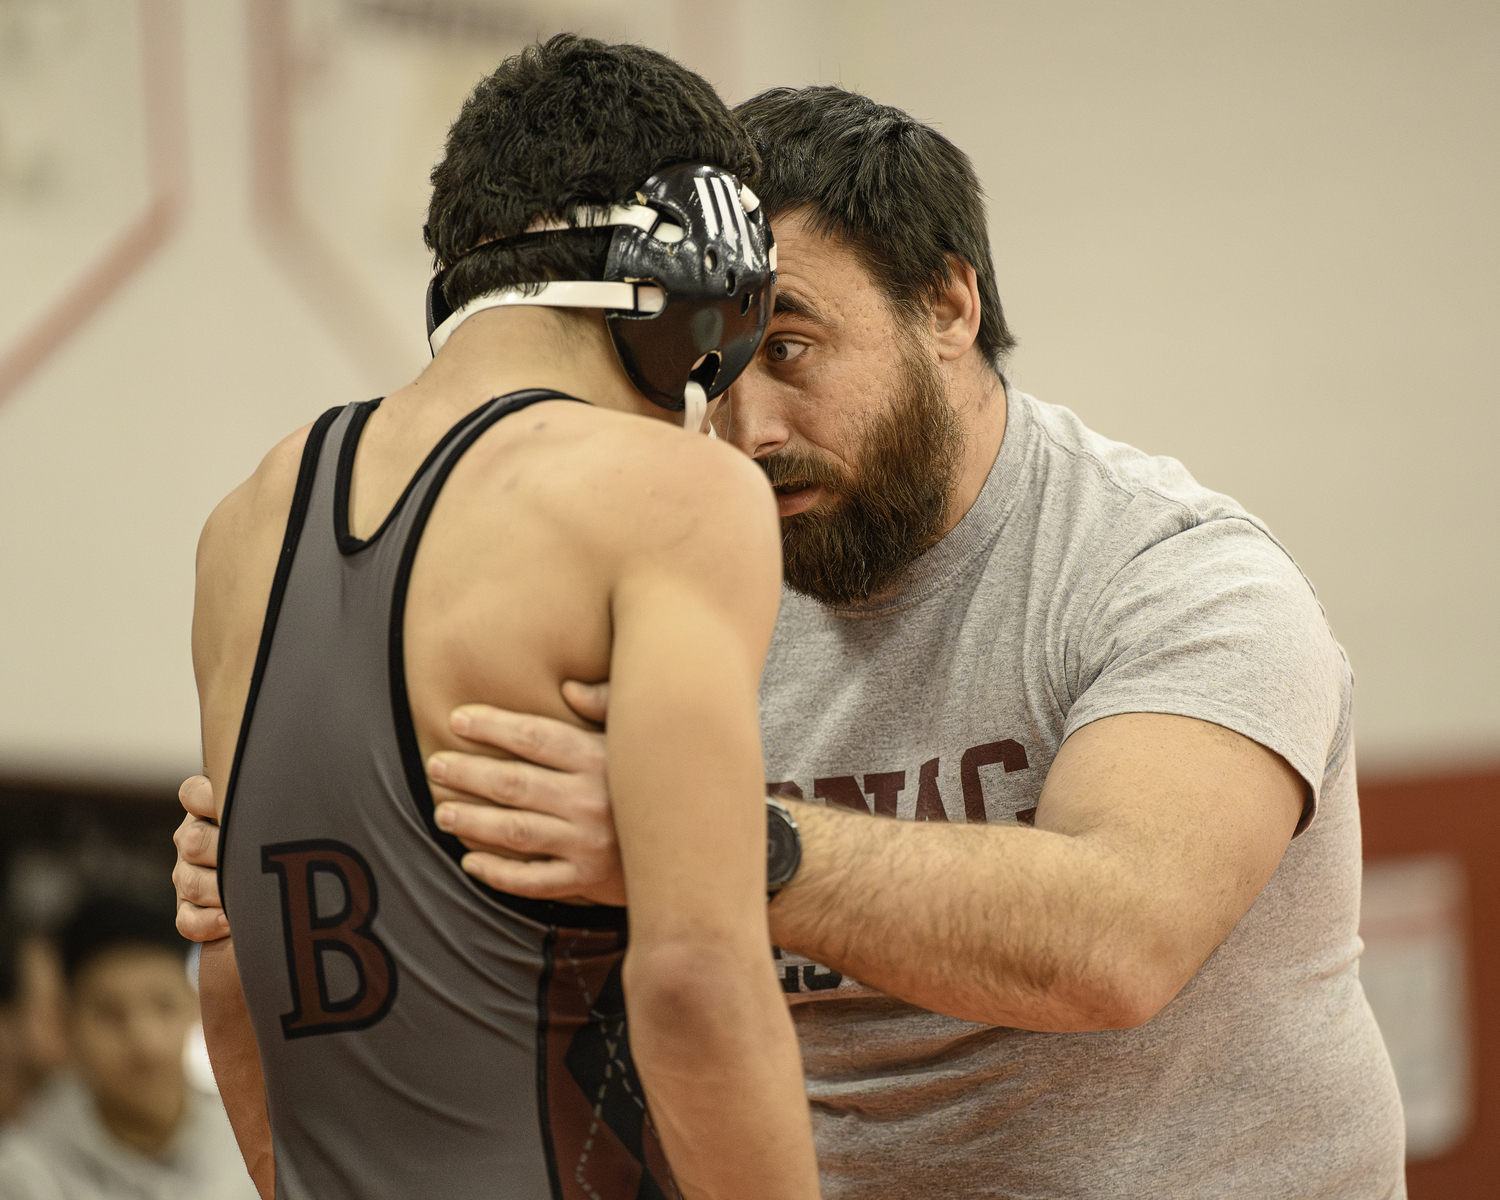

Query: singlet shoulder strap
[332,391,584,554]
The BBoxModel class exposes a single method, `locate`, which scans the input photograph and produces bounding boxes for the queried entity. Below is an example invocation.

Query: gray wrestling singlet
[219,394,677,1200]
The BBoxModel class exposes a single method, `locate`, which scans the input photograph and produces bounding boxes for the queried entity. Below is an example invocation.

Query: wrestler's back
[200,389,688,824]
[201,389,735,1199]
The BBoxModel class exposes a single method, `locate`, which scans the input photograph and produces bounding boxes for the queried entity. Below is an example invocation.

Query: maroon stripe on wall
[1361,765,1500,1197]
[0,0,189,407]
[246,0,411,390]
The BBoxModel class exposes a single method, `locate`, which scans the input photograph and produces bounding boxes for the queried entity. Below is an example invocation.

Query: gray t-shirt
[0,1073,257,1200]
[760,391,1405,1198]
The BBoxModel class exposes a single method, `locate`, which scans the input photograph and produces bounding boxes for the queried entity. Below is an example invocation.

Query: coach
[177,87,1404,1196]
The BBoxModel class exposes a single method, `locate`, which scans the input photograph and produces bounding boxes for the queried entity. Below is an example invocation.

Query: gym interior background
[0,0,1495,1191]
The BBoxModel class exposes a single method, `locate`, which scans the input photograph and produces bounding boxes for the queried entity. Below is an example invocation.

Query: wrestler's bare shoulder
[453,400,780,556]
[197,421,315,576]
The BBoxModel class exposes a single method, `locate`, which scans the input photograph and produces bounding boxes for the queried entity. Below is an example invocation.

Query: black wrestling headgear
[425,163,776,432]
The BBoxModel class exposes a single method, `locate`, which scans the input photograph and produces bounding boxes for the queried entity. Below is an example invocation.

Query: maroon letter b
[261,840,398,1039]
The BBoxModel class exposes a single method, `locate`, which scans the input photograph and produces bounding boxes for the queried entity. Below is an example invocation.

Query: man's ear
[931,255,982,362]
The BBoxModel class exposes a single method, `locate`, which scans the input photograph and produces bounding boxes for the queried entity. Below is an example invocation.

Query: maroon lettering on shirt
[915,757,950,822]
[960,740,1030,822]
[863,771,906,817]
[815,775,869,813]
[773,737,1032,824]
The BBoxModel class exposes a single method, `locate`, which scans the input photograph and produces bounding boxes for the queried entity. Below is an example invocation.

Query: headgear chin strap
[425,163,776,433]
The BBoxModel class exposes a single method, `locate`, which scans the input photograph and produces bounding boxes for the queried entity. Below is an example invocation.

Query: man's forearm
[199,939,275,1199]
[768,803,1171,1031]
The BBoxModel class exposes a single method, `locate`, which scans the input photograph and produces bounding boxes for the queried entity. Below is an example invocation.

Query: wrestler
[188,37,818,1200]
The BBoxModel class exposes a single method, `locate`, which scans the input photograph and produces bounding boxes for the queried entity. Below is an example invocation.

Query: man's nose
[720,366,792,460]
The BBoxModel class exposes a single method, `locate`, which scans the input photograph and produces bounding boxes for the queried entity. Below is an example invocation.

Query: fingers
[560,679,610,727]
[435,800,627,907]
[174,812,221,867]
[173,853,222,910]
[458,851,590,901]
[428,752,596,818]
[435,800,575,860]
[448,705,605,773]
[177,899,231,943]
[179,774,217,820]
[173,810,225,942]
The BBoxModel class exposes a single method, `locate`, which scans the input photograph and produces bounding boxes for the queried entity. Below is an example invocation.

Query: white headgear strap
[428,191,760,433]
[427,281,666,355]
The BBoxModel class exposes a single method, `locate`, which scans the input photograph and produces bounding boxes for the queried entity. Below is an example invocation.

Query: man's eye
[767,340,806,364]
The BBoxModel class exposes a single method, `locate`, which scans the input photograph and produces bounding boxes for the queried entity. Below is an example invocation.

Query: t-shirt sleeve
[1063,512,1350,831]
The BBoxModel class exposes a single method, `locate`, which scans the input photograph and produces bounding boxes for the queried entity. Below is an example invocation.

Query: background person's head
[727,86,1013,604]
[61,897,195,1157]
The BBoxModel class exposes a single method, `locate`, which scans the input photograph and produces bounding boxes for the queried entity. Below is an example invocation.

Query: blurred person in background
[175,83,1406,1198]
[0,920,68,1128]
[0,897,254,1200]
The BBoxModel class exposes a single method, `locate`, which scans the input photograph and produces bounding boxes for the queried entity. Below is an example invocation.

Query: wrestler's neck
[403,305,673,425]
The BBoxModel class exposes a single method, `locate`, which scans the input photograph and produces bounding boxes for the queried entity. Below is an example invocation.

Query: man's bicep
[1036,713,1304,977]
[1066,520,1346,832]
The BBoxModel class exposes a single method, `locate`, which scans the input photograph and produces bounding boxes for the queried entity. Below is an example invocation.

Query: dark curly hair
[425,35,759,313]
[735,86,1014,371]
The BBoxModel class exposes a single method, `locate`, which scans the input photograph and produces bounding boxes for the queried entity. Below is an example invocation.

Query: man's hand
[171,682,622,937]
[428,681,626,907]
[174,775,228,942]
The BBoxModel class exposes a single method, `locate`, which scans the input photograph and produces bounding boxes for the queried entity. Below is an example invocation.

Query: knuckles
[176,900,228,941]
[498,812,532,852]
[173,860,219,906]
[509,718,545,757]
[173,814,219,863]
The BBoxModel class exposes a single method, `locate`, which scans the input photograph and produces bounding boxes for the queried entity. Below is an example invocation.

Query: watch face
[766,802,802,891]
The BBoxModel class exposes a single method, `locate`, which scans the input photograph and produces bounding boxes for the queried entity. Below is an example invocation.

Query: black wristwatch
[765,796,802,898]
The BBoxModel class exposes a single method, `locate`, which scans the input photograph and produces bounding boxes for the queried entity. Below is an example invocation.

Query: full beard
[762,339,964,606]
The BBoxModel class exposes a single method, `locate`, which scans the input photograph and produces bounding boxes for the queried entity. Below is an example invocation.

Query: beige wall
[1,0,1495,788]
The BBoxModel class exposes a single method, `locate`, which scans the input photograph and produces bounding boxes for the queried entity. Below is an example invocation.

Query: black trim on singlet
[387,390,630,933]
[334,397,499,556]
[218,405,344,918]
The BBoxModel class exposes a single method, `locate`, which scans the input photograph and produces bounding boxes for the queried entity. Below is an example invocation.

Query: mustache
[758,449,848,495]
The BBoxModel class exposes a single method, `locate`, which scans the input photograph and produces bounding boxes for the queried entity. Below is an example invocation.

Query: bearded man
[176,85,1406,1197]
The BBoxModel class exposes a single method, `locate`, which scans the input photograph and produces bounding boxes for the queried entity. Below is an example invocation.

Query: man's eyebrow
[772,291,833,328]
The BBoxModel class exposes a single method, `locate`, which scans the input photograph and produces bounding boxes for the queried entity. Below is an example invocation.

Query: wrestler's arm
[580,433,818,1199]
[198,942,274,1199]
[189,434,310,1197]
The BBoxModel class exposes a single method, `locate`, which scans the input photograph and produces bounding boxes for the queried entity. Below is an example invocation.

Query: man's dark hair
[735,86,1014,371]
[60,896,186,985]
[425,35,759,313]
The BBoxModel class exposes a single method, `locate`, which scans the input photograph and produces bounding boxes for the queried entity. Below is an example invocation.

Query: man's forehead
[767,211,883,327]
[772,289,833,327]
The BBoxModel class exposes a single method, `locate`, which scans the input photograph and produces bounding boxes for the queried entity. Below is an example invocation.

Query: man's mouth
[772,479,824,517]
